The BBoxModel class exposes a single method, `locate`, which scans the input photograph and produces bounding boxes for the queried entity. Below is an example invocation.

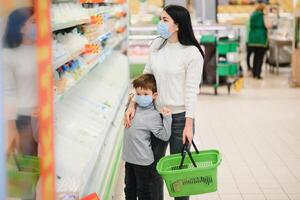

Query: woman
[125,5,204,200]
[245,17,254,71]
[2,7,38,156]
[248,3,268,79]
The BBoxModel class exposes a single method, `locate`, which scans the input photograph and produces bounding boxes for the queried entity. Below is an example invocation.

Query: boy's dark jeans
[124,162,153,200]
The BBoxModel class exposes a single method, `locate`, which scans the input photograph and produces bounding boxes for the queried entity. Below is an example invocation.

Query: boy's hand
[160,107,172,116]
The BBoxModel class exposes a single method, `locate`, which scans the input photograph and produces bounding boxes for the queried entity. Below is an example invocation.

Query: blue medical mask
[157,21,172,39]
[135,95,153,107]
[25,23,36,41]
[30,24,36,40]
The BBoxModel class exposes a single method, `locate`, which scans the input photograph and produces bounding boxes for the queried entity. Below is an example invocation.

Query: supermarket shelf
[129,24,229,32]
[129,26,157,32]
[83,82,128,196]
[54,37,125,103]
[54,49,108,103]
[87,8,110,16]
[53,48,85,70]
[53,34,123,71]
[83,94,127,197]
[193,24,229,31]
[129,35,158,40]
[129,40,151,45]
[95,31,112,43]
[52,18,90,32]
[89,31,112,44]
[129,56,148,64]
[54,52,129,197]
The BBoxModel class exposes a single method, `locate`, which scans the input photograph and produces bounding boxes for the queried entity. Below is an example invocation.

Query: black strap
[192,140,199,154]
[179,140,199,169]
[13,153,21,171]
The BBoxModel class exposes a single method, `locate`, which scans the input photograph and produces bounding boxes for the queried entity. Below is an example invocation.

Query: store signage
[90,14,104,25]
[35,0,56,199]
[81,193,100,200]
[85,44,101,54]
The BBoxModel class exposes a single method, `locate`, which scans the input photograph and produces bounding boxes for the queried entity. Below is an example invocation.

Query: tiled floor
[113,67,300,200]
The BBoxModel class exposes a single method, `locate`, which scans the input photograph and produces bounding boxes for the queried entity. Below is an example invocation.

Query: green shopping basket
[7,154,40,199]
[157,141,221,197]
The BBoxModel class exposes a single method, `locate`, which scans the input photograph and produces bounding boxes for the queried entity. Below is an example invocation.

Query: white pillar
[194,0,217,23]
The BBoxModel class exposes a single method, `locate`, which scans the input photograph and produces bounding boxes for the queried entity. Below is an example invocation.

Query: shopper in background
[123,74,172,200]
[125,5,204,200]
[246,17,254,71]
[2,7,39,156]
[248,3,268,79]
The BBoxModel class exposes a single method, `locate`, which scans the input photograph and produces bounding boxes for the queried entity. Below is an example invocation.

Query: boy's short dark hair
[133,74,157,93]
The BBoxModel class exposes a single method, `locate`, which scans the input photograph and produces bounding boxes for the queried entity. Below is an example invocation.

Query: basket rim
[156,149,222,175]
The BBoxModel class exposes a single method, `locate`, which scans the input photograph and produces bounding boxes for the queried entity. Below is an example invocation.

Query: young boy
[122,74,172,200]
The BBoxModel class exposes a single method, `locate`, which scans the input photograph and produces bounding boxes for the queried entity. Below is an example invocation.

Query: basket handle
[181,140,199,154]
[6,147,22,171]
[179,140,199,169]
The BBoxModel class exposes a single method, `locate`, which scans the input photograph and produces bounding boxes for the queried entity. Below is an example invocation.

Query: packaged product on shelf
[55,28,89,55]
[55,59,83,94]
[56,177,81,200]
[52,3,90,26]
[52,39,70,66]
[82,23,106,41]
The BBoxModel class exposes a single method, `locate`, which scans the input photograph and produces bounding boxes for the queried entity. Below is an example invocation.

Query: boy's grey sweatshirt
[122,103,172,166]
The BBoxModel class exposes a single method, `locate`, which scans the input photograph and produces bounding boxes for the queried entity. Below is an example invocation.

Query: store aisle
[113,68,300,200]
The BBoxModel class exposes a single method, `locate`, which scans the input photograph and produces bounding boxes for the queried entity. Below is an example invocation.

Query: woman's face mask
[157,21,172,39]
[26,23,36,41]
[157,11,178,39]
[22,16,36,42]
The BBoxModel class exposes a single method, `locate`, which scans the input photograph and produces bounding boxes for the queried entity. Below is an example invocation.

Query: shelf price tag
[81,193,100,200]
[90,14,104,25]
[85,44,101,54]
[80,0,104,3]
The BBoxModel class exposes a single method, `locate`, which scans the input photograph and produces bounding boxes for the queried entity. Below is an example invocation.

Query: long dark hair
[3,7,33,48]
[157,5,205,58]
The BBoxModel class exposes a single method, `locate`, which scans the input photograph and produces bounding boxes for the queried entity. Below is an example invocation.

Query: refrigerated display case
[51,0,130,199]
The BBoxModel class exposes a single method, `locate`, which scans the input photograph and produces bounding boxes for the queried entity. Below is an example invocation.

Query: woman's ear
[175,24,179,31]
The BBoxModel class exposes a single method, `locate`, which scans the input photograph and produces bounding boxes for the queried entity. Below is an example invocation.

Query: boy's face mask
[135,95,153,107]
